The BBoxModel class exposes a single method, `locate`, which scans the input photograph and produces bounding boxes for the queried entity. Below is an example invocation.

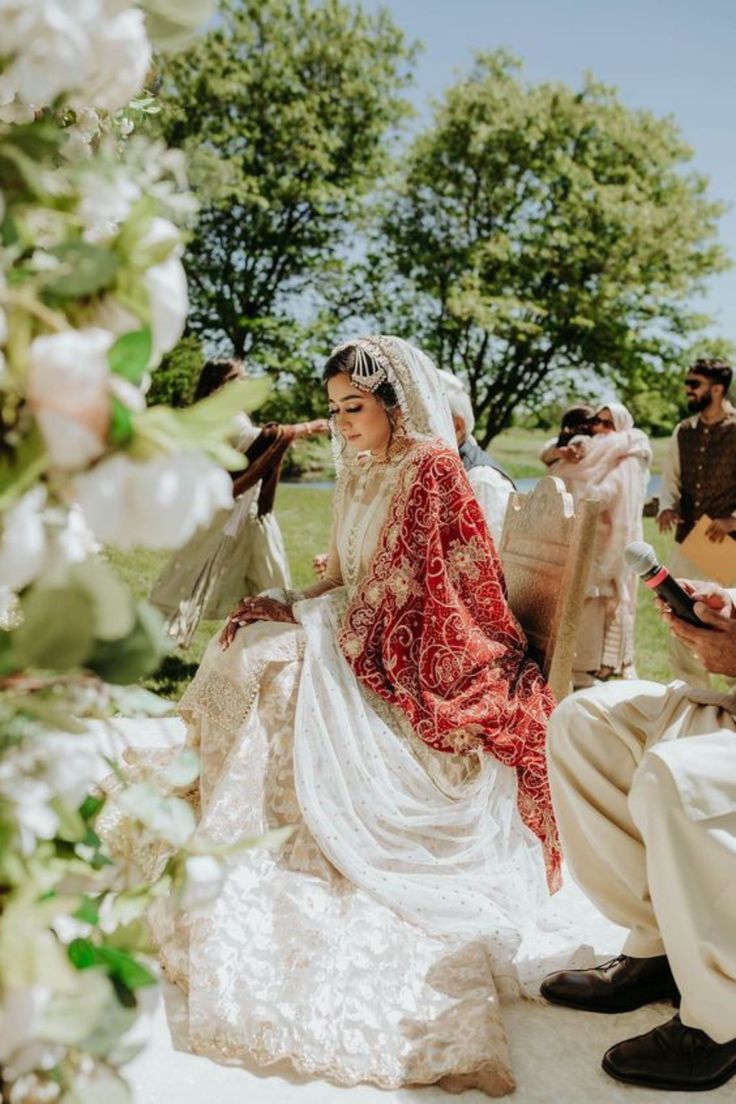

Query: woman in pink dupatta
[552,402,652,685]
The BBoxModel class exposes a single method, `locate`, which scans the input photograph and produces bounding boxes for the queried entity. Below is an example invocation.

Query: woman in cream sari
[140,337,617,1095]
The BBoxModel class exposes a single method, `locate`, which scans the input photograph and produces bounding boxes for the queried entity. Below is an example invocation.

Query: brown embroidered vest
[675,411,736,543]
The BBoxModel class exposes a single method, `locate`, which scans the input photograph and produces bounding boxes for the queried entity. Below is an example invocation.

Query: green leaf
[80,796,104,822]
[70,558,136,642]
[108,396,135,447]
[133,379,269,466]
[189,376,272,420]
[68,939,157,990]
[142,1,215,50]
[106,897,156,934]
[51,799,86,843]
[107,684,173,717]
[108,328,153,384]
[1,208,19,247]
[87,600,170,684]
[44,241,119,299]
[73,896,101,925]
[68,937,97,970]
[0,424,48,507]
[96,946,158,989]
[10,585,95,673]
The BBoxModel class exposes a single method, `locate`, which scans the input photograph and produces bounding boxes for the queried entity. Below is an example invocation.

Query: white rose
[142,0,215,50]
[40,731,104,807]
[181,855,224,910]
[0,986,51,1064]
[139,217,189,363]
[89,216,188,366]
[79,169,141,244]
[145,254,189,365]
[0,95,36,126]
[73,450,233,550]
[0,487,47,591]
[73,7,151,114]
[27,328,112,470]
[7,1071,61,1102]
[5,778,59,853]
[0,0,96,107]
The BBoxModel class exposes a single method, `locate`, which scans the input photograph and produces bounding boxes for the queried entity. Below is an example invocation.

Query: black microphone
[624,541,711,629]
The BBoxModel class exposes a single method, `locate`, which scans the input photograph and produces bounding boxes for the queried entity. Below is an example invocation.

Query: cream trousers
[548,679,736,1042]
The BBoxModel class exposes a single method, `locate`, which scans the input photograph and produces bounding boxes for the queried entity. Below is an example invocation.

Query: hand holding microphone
[624,541,711,629]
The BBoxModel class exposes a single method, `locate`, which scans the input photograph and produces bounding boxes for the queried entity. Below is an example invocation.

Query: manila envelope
[679,514,736,586]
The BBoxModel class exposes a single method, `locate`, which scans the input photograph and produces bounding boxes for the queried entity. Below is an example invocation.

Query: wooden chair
[497,476,599,701]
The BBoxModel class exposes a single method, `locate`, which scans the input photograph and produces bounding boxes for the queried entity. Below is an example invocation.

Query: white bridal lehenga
[110,338,622,1095]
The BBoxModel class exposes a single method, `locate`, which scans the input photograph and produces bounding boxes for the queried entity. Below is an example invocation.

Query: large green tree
[360,52,729,445]
[157,0,414,366]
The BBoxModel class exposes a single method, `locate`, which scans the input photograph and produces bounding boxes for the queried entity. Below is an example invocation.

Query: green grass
[111,483,680,700]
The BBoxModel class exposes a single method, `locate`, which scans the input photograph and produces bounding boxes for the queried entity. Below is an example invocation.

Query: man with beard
[657,359,736,683]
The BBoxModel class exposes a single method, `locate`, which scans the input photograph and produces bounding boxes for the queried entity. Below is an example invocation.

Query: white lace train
[111,590,626,1095]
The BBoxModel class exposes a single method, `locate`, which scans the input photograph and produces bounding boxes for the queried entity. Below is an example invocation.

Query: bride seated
[137,336,614,1096]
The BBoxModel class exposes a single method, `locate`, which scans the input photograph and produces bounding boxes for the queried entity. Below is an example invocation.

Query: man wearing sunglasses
[656,358,736,684]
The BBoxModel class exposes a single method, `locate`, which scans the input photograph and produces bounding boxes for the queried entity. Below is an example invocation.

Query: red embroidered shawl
[338,441,561,889]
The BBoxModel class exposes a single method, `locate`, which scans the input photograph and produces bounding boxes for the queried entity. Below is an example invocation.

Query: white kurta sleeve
[657,425,682,513]
[539,435,560,467]
[466,466,513,546]
[231,411,261,453]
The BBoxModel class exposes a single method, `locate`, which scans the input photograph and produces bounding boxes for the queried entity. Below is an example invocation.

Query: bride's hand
[220,597,296,649]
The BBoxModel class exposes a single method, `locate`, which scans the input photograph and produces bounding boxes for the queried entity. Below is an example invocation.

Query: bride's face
[327,372,392,455]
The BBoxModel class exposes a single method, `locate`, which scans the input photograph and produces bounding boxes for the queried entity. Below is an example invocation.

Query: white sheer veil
[327,335,457,463]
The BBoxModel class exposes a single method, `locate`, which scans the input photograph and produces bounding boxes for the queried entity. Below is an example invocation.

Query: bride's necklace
[343,438,412,587]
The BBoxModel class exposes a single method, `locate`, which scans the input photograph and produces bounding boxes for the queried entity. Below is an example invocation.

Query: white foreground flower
[137,217,189,363]
[181,855,224,910]
[2,777,58,853]
[27,328,113,470]
[0,1,151,115]
[78,170,141,243]
[0,0,95,107]
[72,8,151,114]
[90,216,188,366]
[0,487,47,591]
[73,450,233,550]
[145,252,189,365]
[0,986,52,1065]
[7,1072,61,1102]
[40,731,105,808]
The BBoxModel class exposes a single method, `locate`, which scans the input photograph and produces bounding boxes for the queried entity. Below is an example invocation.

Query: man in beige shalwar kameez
[542,581,736,1092]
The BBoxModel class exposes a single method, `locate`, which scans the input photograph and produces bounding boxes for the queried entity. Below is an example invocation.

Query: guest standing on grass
[151,357,328,646]
[656,358,736,685]
[539,403,594,469]
[551,403,652,686]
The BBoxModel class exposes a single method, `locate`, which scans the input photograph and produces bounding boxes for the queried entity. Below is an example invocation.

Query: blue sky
[362,0,736,343]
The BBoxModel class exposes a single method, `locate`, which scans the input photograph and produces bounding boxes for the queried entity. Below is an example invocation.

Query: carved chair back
[497,476,599,701]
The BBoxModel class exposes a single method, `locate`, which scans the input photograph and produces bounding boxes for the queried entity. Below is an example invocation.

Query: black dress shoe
[603,1014,736,1091]
[540,953,679,1013]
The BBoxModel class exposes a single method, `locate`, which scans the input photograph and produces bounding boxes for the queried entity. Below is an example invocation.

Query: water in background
[292,474,663,499]
[516,474,662,499]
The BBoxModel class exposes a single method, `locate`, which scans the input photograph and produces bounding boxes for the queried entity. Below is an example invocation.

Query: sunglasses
[590,415,614,427]
[684,378,706,390]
